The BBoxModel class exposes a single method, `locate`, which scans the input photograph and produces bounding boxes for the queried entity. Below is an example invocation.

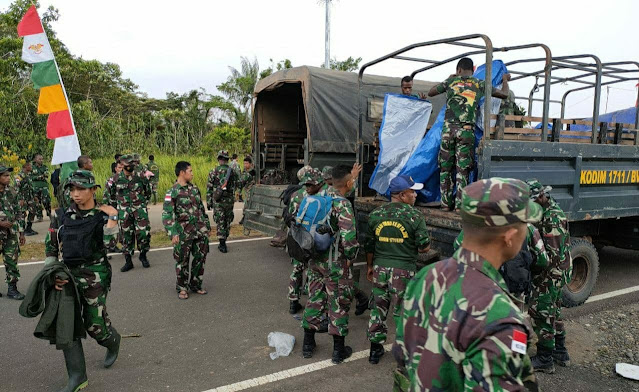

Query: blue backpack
[296,195,337,252]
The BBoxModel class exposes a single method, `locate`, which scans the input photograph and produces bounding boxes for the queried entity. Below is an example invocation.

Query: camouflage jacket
[435,75,485,125]
[0,185,25,239]
[162,182,210,240]
[393,247,535,391]
[145,160,160,184]
[15,169,36,207]
[364,202,430,272]
[454,223,549,270]
[537,198,571,272]
[239,169,256,194]
[319,186,359,262]
[31,163,50,189]
[105,171,152,211]
[102,174,117,207]
[45,204,118,263]
[206,164,238,207]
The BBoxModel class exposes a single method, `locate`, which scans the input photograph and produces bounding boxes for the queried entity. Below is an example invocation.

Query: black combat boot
[331,335,353,364]
[289,300,303,314]
[139,251,150,268]
[218,239,228,253]
[317,317,329,334]
[355,290,370,316]
[60,339,88,392]
[7,283,25,300]
[553,335,571,367]
[97,327,121,368]
[24,221,38,236]
[302,329,316,359]
[531,345,556,374]
[120,255,134,272]
[369,342,385,364]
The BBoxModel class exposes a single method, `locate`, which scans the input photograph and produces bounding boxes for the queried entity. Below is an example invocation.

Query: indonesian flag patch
[164,192,172,202]
[511,330,527,354]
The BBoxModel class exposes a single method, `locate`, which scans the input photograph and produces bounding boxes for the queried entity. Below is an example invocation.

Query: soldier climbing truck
[243,34,639,307]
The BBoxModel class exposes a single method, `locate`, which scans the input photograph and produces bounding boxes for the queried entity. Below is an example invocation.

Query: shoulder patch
[164,192,172,202]
[511,330,527,354]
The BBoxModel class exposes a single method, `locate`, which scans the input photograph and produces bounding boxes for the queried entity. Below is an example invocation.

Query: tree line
[0,0,361,163]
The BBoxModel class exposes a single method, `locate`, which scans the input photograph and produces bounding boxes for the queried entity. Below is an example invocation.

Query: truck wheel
[561,239,599,308]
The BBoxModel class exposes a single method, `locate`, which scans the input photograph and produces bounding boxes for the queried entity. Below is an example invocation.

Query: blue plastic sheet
[395,61,509,202]
[368,94,433,195]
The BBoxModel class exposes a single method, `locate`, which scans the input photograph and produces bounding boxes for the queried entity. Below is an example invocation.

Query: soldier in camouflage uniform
[206,150,238,254]
[365,175,431,365]
[393,178,540,391]
[301,165,359,364]
[0,165,26,299]
[105,154,152,272]
[146,155,160,205]
[44,170,121,391]
[238,156,256,204]
[499,90,518,128]
[428,58,510,211]
[526,179,572,374]
[163,161,211,300]
[15,161,39,236]
[103,160,124,253]
[31,154,51,220]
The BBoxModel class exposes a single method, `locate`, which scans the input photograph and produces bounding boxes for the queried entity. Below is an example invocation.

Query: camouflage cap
[0,165,14,174]
[302,168,324,186]
[322,166,333,180]
[132,153,141,164]
[65,170,100,189]
[119,154,135,165]
[217,150,230,160]
[460,177,542,227]
[526,179,552,200]
[297,165,313,182]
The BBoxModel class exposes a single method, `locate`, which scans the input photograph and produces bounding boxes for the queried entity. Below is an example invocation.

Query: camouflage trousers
[368,266,414,344]
[213,203,234,240]
[119,207,151,256]
[528,267,568,350]
[69,260,113,342]
[439,122,475,210]
[23,200,38,223]
[1,233,20,284]
[301,258,353,337]
[174,235,209,292]
[33,187,51,219]
[288,258,305,301]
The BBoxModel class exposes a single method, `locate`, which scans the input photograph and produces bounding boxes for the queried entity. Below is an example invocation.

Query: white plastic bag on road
[616,363,639,380]
[268,332,295,360]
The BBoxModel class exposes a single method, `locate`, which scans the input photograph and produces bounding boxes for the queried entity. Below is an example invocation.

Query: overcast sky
[4,0,638,119]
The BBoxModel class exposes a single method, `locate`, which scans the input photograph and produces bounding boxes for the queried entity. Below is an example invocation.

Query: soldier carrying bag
[58,208,107,267]
[213,166,234,202]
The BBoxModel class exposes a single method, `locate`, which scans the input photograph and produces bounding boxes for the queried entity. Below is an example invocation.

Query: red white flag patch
[164,193,172,202]
[511,330,527,354]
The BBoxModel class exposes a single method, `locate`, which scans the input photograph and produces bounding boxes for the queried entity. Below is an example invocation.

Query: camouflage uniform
[105,155,152,257]
[435,76,485,210]
[45,171,119,342]
[0,170,24,285]
[301,185,359,337]
[365,202,430,345]
[393,178,541,391]
[162,181,211,292]
[499,90,517,128]
[15,169,38,226]
[31,162,51,219]
[238,168,256,202]
[146,159,160,204]
[287,186,308,302]
[526,180,572,354]
[206,155,239,241]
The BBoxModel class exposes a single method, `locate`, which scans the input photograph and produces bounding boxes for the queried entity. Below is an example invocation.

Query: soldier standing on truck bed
[400,76,427,99]
[526,179,572,374]
[365,175,431,365]
[392,178,539,391]
[428,58,510,211]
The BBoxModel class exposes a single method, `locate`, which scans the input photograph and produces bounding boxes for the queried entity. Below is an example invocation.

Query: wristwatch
[108,215,118,221]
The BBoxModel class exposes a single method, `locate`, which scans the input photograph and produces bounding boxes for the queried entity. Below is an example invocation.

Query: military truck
[244,34,639,307]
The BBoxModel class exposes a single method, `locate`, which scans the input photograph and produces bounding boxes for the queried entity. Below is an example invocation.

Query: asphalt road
[1,240,638,392]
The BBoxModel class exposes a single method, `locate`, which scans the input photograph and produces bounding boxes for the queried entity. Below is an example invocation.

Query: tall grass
[90,155,218,201]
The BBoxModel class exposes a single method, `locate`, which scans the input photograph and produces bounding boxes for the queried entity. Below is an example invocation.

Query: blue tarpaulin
[380,60,509,202]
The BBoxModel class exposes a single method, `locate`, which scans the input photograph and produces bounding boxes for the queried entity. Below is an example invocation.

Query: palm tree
[216,56,260,127]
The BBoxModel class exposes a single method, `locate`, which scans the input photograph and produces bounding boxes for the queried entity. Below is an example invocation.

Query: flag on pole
[18,5,81,165]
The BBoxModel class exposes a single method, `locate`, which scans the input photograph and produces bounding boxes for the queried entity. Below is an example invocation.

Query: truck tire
[561,239,599,308]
